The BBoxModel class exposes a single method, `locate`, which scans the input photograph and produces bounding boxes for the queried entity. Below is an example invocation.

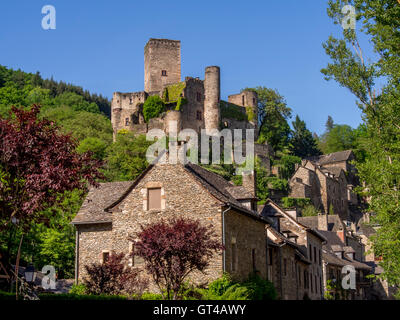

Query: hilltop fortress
[111,38,272,167]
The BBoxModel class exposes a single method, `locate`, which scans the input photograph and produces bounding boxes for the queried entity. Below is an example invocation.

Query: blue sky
[0,0,373,135]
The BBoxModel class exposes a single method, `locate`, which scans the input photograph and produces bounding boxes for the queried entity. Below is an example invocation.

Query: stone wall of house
[224,209,267,281]
[76,163,268,290]
[76,223,113,280]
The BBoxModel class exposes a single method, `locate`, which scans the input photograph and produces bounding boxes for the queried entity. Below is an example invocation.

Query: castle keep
[111,39,259,140]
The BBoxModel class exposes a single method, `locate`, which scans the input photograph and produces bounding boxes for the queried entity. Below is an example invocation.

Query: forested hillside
[0,65,366,280]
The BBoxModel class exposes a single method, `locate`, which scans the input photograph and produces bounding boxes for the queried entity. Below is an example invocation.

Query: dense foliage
[143,95,166,122]
[322,0,400,294]
[83,252,148,296]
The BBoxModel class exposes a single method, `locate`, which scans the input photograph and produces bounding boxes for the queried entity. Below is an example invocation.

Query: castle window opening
[196,92,202,102]
[129,97,133,104]
[102,251,110,264]
[242,95,245,106]
[161,70,167,76]
[196,111,202,121]
[125,118,129,126]
[148,188,161,210]
[253,98,256,104]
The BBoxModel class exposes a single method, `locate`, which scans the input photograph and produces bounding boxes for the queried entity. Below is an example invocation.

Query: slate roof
[72,181,132,225]
[297,215,344,232]
[323,251,347,267]
[307,150,354,165]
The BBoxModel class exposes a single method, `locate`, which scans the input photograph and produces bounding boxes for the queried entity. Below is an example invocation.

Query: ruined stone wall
[227,90,258,130]
[111,91,147,140]
[181,78,205,132]
[144,39,181,93]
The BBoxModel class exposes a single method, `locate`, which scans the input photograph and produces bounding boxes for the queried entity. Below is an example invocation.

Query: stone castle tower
[144,39,181,94]
[111,38,261,143]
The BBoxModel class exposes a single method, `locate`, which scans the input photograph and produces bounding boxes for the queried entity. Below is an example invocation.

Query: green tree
[290,115,321,158]
[322,0,400,292]
[104,133,152,181]
[326,115,334,132]
[143,95,166,123]
[319,124,357,154]
[244,87,292,152]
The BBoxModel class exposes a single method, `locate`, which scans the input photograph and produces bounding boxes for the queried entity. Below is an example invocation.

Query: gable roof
[260,199,327,242]
[307,150,354,165]
[72,161,266,225]
[297,215,345,232]
[72,181,132,225]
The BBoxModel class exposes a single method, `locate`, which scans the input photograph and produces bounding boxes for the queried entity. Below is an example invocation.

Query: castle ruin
[111,38,271,167]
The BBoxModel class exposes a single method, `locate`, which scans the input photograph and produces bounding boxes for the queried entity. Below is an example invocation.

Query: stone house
[72,157,269,288]
[297,213,373,300]
[259,199,327,300]
[288,151,359,221]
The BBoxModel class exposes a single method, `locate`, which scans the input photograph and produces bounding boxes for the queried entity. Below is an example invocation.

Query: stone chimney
[336,227,346,243]
[317,212,328,231]
[242,170,256,198]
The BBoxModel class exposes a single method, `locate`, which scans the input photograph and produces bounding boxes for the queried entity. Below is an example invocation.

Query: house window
[314,247,317,263]
[298,266,301,287]
[102,251,110,264]
[252,249,256,271]
[267,248,273,265]
[196,111,202,121]
[161,70,167,76]
[125,118,129,126]
[196,92,202,102]
[309,245,313,261]
[231,243,237,272]
[148,188,161,210]
[283,258,287,277]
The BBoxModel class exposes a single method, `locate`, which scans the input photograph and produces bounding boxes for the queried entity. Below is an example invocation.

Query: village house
[288,150,359,221]
[259,199,327,300]
[72,153,271,289]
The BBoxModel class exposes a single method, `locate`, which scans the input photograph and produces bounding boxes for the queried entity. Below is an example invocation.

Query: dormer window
[161,70,167,76]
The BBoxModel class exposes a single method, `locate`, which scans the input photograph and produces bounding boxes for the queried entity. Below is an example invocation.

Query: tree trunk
[15,234,23,300]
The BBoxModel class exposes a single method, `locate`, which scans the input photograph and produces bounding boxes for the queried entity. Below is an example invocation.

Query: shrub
[143,95,165,122]
[38,293,128,300]
[140,292,164,300]
[69,283,87,295]
[281,197,312,209]
[208,273,233,296]
[83,252,148,296]
[302,204,319,217]
[205,274,276,300]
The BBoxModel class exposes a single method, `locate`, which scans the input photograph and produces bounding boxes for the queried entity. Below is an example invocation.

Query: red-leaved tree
[83,252,148,297]
[132,217,223,300]
[0,105,103,297]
